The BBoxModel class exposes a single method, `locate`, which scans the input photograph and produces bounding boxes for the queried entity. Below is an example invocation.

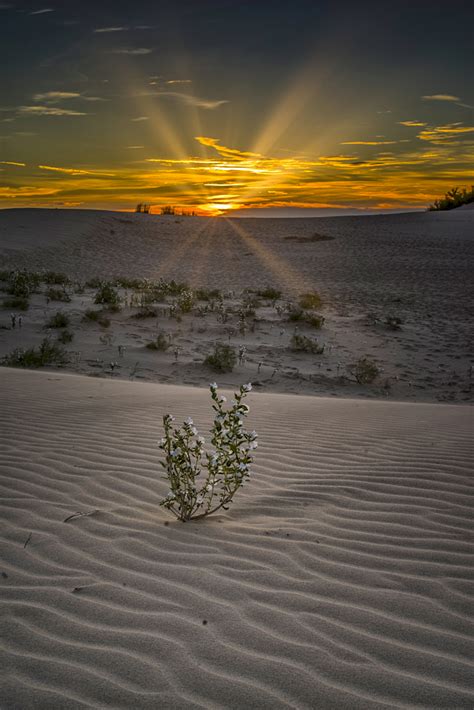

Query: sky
[0,0,473,216]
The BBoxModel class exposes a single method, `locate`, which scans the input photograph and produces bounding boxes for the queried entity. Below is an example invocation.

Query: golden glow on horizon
[2,127,473,214]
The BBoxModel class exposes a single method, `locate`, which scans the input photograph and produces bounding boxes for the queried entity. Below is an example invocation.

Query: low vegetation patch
[290,334,324,353]
[146,333,169,351]
[2,296,29,310]
[6,270,41,298]
[195,288,222,301]
[57,329,74,344]
[257,287,282,300]
[347,357,379,384]
[42,271,70,286]
[132,305,158,319]
[287,305,325,328]
[299,291,323,309]
[46,311,70,329]
[45,287,71,302]
[177,290,194,313]
[94,282,121,307]
[2,338,68,368]
[82,309,111,328]
[204,343,237,372]
[429,185,474,211]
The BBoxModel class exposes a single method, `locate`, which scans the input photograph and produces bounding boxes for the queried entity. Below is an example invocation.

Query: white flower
[238,463,248,471]
[250,430,258,439]
[206,483,213,491]
[185,417,194,425]
[190,426,198,436]
[196,495,204,505]
[219,396,227,403]
[249,441,258,449]
[159,437,167,446]
[169,415,176,422]
[197,436,205,445]
[170,449,179,458]
[210,382,218,390]
[166,491,175,499]
[242,383,252,392]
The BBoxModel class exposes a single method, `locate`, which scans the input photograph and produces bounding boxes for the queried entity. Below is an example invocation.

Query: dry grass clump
[132,306,157,319]
[45,287,71,302]
[290,334,324,354]
[146,333,170,351]
[299,291,323,309]
[2,296,29,310]
[46,311,70,329]
[82,309,111,328]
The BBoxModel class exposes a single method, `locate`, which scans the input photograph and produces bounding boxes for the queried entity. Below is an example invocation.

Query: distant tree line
[135,204,197,216]
[428,186,474,211]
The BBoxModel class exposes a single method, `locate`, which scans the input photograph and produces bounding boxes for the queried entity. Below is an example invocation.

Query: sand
[1,207,473,707]
[1,208,473,403]
[1,369,473,708]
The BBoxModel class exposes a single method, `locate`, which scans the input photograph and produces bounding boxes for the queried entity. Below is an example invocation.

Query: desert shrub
[287,305,305,321]
[2,337,68,368]
[305,313,325,329]
[290,334,324,354]
[46,311,70,329]
[115,276,148,289]
[7,270,41,298]
[347,357,379,384]
[242,291,261,310]
[204,343,237,373]
[85,277,103,289]
[299,291,322,309]
[2,296,29,310]
[82,309,111,328]
[429,185,474,211]
[177,290,194,313]
[94,282,121,306]
[146,333,169,351]
[42,271,70,285]
[133,306,158,319]
[195,288,222,301]
[257,287,282,300]
[286,305,324,328]
[160,382,257,522]
[57,329,74,344]
[45,287,71,302]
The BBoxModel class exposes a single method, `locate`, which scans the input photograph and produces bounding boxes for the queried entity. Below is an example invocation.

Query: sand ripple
[1,370,473,708]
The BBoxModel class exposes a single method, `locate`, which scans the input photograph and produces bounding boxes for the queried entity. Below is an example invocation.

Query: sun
[200,202,239,216]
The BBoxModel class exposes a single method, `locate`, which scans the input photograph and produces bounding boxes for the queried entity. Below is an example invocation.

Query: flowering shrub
[159,383,257,521]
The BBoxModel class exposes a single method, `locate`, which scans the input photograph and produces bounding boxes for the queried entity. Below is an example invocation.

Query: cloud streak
[30,8,54,15]
[19,105,88,116]
[94,26,128,33]
[422,94,460,102]
[147,91,228,110]
[109,48,153,55]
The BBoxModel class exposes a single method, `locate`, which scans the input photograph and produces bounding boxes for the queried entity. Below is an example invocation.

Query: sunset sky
[0,0,473,215]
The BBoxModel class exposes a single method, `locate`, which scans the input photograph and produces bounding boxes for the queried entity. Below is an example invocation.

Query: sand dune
[1,369,473,708]
[1,207,473,403]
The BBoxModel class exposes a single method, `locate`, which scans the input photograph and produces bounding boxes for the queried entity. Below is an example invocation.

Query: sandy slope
[1,369,473,709]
